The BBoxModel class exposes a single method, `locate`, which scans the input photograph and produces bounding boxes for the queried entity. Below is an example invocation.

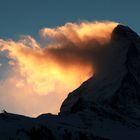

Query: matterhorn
[1,24,140,140]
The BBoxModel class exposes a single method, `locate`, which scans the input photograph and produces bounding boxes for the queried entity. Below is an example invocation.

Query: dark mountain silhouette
[1,24,140,140]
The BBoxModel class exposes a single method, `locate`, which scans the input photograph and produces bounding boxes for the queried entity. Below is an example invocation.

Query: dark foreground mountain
[1,25,140,140]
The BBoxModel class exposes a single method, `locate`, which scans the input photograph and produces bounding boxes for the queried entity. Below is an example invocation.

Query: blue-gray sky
[0,0,140,40]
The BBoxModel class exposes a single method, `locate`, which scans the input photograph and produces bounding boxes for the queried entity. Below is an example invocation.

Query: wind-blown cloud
[0,21,118,116]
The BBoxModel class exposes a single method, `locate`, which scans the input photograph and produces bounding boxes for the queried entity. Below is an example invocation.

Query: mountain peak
[113,24,134,34]
[112,24,140,44]
[60,24,140,115]
[1,24,140,140]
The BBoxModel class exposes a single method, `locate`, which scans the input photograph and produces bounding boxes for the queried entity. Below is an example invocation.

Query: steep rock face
[60,25,140,121]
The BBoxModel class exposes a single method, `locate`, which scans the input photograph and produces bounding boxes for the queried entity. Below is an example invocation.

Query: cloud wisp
[0,21,118,116]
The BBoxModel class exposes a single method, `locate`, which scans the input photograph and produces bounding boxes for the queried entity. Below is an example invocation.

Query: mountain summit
[60,25,140,116]
[1,24,140,140]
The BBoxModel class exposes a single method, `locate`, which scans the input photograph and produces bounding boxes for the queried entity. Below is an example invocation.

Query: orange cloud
[0,21,118,95]
[0,21,118,116]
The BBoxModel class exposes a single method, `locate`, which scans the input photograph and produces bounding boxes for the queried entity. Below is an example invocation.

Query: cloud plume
[0,21,118,115]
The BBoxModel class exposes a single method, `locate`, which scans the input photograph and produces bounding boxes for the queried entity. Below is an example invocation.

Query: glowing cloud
[0,21,118,96]
[0,21,118,116]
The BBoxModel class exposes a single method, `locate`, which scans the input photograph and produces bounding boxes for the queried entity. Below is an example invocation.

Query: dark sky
[0,0,140,40]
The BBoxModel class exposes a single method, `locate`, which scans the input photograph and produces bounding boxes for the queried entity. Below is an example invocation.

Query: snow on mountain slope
[0,24,140,140]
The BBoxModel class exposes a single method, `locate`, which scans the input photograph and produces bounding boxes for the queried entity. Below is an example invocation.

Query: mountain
[1,24,140,140]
